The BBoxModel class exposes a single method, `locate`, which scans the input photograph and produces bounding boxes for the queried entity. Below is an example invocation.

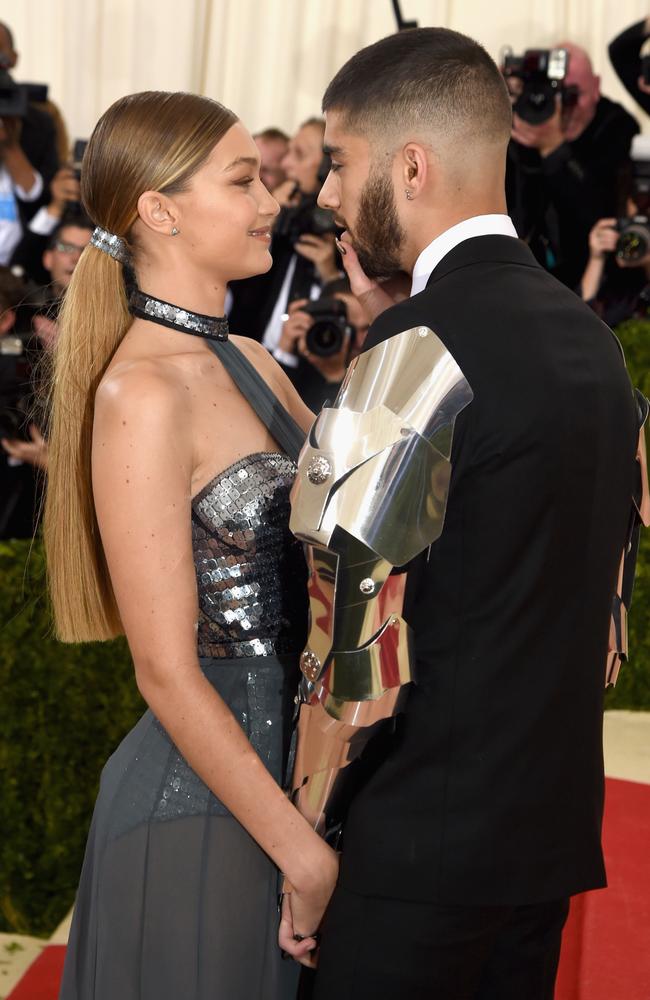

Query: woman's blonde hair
[44,91,238,642]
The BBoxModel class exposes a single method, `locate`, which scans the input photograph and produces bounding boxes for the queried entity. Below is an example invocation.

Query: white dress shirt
[0,167,43,266]
[410,214,518,297]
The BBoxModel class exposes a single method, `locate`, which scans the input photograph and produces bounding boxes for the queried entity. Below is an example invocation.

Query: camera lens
[616,225,650,261]
[305,320,345,357]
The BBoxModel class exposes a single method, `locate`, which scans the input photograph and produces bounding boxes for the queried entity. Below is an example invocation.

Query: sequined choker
[129,287,229,342]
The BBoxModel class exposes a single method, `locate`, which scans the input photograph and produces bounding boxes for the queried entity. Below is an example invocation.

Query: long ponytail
[43,91,238,642]
[44,248,131,640]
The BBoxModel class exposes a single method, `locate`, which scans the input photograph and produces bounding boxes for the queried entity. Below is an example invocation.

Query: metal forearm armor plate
[289,326,473,840]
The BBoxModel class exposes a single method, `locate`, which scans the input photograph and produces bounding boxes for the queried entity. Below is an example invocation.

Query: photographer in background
[609,17,650,115]
[506,42,639,288]
[228,117,341,345]
[0,267,46,538]
[580,136,650,327]
[0,21,59,265]
[253,126,289,191]
[11,163,82,284]
[273,276,369,410]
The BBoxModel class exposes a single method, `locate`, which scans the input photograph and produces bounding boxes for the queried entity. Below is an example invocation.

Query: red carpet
[7,945,66,999]
[7,779,650,998]
[556,777,650,1000]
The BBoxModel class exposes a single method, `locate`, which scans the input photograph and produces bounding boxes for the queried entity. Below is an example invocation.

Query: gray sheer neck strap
[206,339,305,462]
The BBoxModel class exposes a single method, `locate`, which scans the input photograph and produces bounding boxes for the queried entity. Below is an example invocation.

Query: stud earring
[171,226,180,236]
[405,190,413,201]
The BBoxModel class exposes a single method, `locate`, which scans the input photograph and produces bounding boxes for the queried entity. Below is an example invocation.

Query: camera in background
[302,297,354,357]
[0,54,48,119]
[615,135,650,261]
[501,47,578,124]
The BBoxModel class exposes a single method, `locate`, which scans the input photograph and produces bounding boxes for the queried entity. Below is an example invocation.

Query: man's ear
[136,191,180,237]
[0,308,15,335]
[401,142,429,199]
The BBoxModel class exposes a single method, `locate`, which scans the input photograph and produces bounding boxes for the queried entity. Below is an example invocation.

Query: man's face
[318,111,407,280]
[254,136,288,192]
[562,50,600,141]
[43,225,92,292]
[281,124,324,194]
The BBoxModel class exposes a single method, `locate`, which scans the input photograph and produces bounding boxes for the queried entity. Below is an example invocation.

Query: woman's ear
[136,191,180,237]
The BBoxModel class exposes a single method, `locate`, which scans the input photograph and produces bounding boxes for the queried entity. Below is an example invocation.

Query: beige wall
[1,0,649,145]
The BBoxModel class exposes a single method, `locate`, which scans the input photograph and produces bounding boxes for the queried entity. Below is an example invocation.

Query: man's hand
[1,424,48,469]
[337,233,397,324]
[511,98,565,158]
[295,233,339,283]
[588,218,618,260]
[278,299,312,356]
[278,850,339,968]
[48,167,81,218]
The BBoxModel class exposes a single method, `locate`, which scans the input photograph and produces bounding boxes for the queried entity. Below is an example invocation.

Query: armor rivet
[301,649,321,680]
[359,577,375,595]
[418,328,428,338]
[306,455,332,485]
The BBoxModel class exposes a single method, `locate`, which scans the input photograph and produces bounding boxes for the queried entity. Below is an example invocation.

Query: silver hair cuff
[90,226,130,264]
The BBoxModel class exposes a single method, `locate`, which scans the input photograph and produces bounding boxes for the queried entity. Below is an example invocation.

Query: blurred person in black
[253,126,289,191]
[272,276,369,410]
[11,163,82,284]
[579,136,650,327]
[228,117,340,345]
[0,266,46,538]
[0,21,59,265]
[506,41,639,288]
[609,16,650,115]
[0,213,91,499]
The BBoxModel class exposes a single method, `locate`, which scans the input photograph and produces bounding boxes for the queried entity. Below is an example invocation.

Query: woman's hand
[337,232,397,324]
[279,843,339,968]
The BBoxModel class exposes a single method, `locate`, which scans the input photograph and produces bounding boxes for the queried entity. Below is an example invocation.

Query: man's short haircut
[0,21,14,51]
[322,27,512,148]
[300,117,325,133]
[47,210,94,250]
[254,127,289,144]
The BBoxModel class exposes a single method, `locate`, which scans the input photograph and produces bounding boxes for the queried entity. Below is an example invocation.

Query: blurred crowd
[3,16,650,540]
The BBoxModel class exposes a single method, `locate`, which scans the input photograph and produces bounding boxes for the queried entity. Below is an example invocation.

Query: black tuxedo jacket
[338,235,639,906]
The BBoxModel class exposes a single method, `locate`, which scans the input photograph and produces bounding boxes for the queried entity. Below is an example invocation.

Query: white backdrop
[1,0,650,144]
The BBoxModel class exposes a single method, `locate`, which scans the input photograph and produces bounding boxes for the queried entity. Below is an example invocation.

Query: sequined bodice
[191,452,308,658]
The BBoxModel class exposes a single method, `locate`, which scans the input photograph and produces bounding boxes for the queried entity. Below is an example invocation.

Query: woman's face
[168,122,280,283]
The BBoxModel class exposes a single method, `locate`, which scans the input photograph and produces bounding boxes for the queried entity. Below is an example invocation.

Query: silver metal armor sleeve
[288,326,473,840]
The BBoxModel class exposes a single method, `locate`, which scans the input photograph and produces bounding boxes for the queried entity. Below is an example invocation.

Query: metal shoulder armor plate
[288,326,473,840]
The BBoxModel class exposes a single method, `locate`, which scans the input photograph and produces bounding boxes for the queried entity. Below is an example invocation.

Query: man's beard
[349,171,406,280]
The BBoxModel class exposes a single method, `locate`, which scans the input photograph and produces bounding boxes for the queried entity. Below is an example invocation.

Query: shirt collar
[410,214,518,297]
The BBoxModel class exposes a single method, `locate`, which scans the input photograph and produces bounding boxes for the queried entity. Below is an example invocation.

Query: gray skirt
[59,654,301,1000]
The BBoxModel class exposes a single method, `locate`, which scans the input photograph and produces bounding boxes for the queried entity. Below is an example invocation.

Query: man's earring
[405,190,414,201]
[171,226,180,236]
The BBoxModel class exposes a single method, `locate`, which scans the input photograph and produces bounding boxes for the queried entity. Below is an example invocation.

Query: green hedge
[0,318,648,937]
[0,539,143,936]
[604,319,650,709]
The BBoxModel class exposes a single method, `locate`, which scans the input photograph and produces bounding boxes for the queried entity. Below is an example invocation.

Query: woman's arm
[92,365,336,953]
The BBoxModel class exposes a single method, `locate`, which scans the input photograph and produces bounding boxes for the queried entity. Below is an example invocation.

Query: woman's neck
[134,262,227,317]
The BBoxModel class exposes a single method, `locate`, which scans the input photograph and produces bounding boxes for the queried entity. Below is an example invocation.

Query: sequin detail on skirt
[192,452,308,658]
